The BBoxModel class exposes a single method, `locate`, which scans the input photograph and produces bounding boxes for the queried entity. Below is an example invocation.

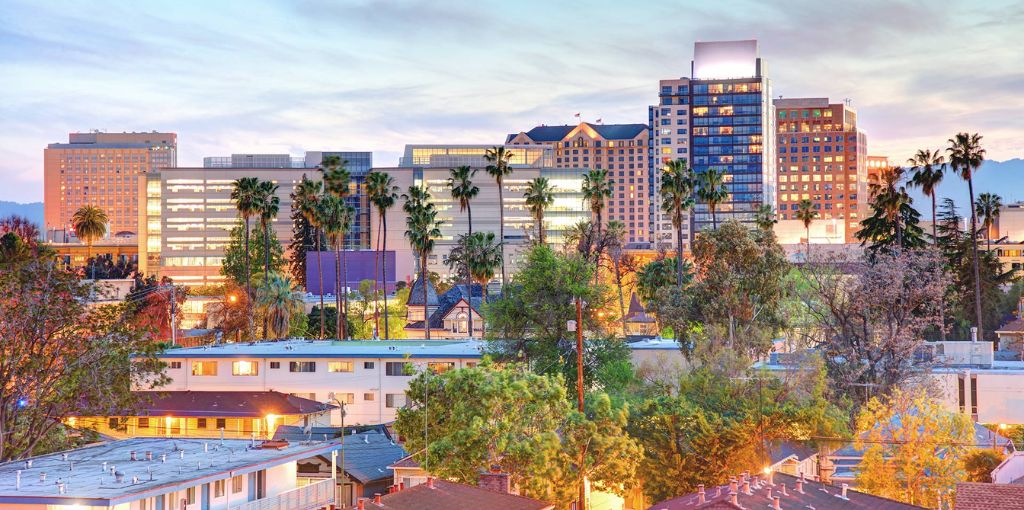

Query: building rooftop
[46,143,153,149]
[0,438,339,506]
[628,337,683,350]
[157,339,486,359]
[508,122,648,144]
[374,478,554,510]
[954,482,1024,510]
[332,430,406,484]
[69,391,336,418]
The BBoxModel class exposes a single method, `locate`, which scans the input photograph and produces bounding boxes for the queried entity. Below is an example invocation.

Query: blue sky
[1,0,1022,202]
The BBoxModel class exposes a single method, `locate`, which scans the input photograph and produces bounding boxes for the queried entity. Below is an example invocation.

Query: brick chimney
[357,498,365,510]
[373,493,381,505]
[772,496,781,509]
[478,465,511,494]
[697,484,705,504]
[729,490,739,506]
[427,477,435,489]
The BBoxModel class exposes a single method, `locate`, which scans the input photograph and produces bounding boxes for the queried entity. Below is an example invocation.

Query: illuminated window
[232,361,259,376]
[191,361,217,376]
[328,361,354,373]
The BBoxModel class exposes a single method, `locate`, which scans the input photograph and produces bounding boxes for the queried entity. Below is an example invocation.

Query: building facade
[506,123,652,249]
[866,154,889,189]
[44,131,177,241]
[774,98,867,243]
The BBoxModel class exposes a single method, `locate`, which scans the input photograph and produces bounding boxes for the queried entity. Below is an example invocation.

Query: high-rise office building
[866,155,890,189]
[652,40,775,245]
[774,98,867,243]
[506,122,651,248]
[44,131,177,240]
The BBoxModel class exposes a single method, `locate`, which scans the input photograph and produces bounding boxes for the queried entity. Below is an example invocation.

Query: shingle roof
[650,473,925,510]
[508,122,648,144]
[767,441,817,465]
[517,125,576,142]
[997,318,1024,333]
[625,292,656,323]
[405,284,487,331]
[336,431,408,484]
[72,391,333,417]
[955,482,1024,510]
[590,123,648,139]
[272,423,391,442]
[375,479,554,510]
[407,277,439,306]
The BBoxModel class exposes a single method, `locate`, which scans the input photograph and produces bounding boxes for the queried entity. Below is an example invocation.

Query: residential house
[404,279,486,339]
[293,429,408,509]
[623,293,658,339]
[366,476,554,510]
[954,482,1024,510]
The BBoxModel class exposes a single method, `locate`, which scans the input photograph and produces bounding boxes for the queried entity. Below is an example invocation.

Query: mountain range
[906,158,1024,218]
[0,201,43,228]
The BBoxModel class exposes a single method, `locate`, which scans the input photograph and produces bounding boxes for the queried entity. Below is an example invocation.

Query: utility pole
[570,297,586,510]
[168,284,177,346]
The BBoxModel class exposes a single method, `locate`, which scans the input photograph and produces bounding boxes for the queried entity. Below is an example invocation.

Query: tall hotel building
[774,98,867,243]
[43,131,177,240]
[506,123,651,249]
[652,40,775,249]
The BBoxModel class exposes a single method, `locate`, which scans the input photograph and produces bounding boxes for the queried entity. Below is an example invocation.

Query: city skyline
[2,0,1023,203]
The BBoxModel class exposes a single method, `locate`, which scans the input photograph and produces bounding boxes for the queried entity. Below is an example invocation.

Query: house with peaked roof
[294,429,408,509]
[624,292,658,339]
[405,278,487,339]
[955,482,1024,510]
[366,476,554,510]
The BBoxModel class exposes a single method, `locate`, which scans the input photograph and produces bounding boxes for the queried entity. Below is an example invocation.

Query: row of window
[779,146,847,154]
[178,360,461,377]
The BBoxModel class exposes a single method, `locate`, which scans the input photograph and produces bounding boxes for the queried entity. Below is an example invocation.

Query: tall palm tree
[71,205,108,280]
[484,146,514,293]
[445,231,502,336]
[659,159,695,290]
[447,165,479,336]
[696,167,728,230]
[255,273,304,340]
[523,177,555,245]
[754,204,777,232]
[257,180,280,340]
[231,177,262,338]
[908,149,946,243]
[605,220,628,337]
[976,192,1003,251]
[404,185,442,340]
[320,195,352,339]
[294,177,326,339]
[367,171,399,339]
[582,168,614,238]
[794,199,817,258]
[869,166,912,249]
[948,132,987,338]
[322,156,352,339]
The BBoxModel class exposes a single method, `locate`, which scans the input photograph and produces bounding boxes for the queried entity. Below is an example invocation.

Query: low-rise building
[293,429,408,509]
[370,476,554,510]
[404,280,486,339]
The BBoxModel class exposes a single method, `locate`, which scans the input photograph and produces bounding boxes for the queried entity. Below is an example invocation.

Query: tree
[0,215,40,246]
[445,231,502,302]
[294,176,326,338]
[71,205,108,280]
[948,132,987,340]
[256,180,280,339]
[604,221,635,337]
[908,149,946,243]
[254,272,304,340]
[800,249,948,411]
[854,388,973,508]
[856,166,925,258]
[448,165,479,334]
[322,156,352,340]
[394,362,640,507]
[636,256,692,305]
[320,194,353,339]
[221,221,284,288]
[696,168,728,230]
[366,171,399,339]
[963,449,1004,483]
[564,220,617,268]
[794,199,817,257]
[754,204,777,232]
[288,175,321,289]
[127,274,186,342]
[484,146,514,293]
[975,192,1002,250]
[660,159,695,289]
[404,185,442,340]
[582,168,613,240]
[0,258,168,460]
[231,177,262,337]
[523,176,554,245]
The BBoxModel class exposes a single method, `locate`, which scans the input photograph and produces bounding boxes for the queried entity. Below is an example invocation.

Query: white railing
[230,479,334,510]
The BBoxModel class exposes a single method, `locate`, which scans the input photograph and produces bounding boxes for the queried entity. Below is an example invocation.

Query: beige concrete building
[44,131,176,241]
[140,167,313,286]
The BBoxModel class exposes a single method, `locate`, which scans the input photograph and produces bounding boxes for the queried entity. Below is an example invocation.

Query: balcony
[230,478,335,510]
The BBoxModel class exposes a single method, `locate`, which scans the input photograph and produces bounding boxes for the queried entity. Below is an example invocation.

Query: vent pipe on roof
[697,484,705,504]
[729,490,738,506]
[57,482,65,494]
[840,483,849,500]
[373,493,382,504]
[780,483,788,496]
[25,460,32,469]
[114,471,124,484]
[132,476,139,484]
[39,472,47,483]
[62,453,68,461]
[357,498,365,510]
[204,442,208,453]
[743,480,751,495]
[772,496,781,510]
[15,470,20,490]
[130,451,137,461]
[161,454,167,463]
[795,478,804,494]
[146,451,153,461]
[102,461,107,472]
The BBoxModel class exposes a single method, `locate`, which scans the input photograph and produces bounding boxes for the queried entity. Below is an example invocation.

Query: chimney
[766,469,775,486]
[373,493,381,505]
[780,483,788,496]
[40,472,47,482]
[398,482,404,491]
[130,451,137,461]
[427,477,435,489]
[146,451,153,461]
[742,480,751,495]
[772,496,781,509]
[766,487,772,500]
[357,498,365,510]
[729,490,738,506]
[697,484,705,504]
[729,477,738,493]
[796,479,804,494]
[840,483,849,500]
[478,466,511,494]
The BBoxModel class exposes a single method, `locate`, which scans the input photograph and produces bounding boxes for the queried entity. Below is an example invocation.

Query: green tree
[288,175,322,289]
[231,177,263,336]
[448,165,479,333]
[754,204,777,232]
[404,185,442,340]
[319,195,353,339]
[660,159,695,289]
[856,166,925,258]
[254,272,304,340]
[294,176,326,338]
[794,198,817,258]
[582,168,613,241]
[445,231,502,301]
[908,148,946,243]
[948,132,987,339]
[696,168,728,230]
[976,192,1002,250]
[855,388,973,508]
[366,171,399,339]
[71,204,108,280]
[221,221,284,287]
[523,176,554,245]
[322,156,352,340]
[256,180,280,339]
[484,146,514,292]
[963,449,1004,483]
[636,256,692,305]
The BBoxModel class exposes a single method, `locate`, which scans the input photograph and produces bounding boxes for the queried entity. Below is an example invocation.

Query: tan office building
[44,131,176,240]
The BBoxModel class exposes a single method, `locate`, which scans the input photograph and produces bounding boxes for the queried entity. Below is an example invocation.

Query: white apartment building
[152,340,484,425]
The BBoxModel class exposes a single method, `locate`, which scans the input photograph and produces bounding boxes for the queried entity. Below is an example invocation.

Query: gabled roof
[590,123,648,139]
[767,441,817,465]
[955,482,1024,510]
[338,431,408,484]
[375,479,554,510]
[997,318,1024,334]
[511,125,576,143]
[625,292,656,323]
[407,277,439,306]
[507,122,648,144]
[406,284,487,331]
[71,391,333,417]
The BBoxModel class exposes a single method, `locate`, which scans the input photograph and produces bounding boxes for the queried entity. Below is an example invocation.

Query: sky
[2,0,1023,203]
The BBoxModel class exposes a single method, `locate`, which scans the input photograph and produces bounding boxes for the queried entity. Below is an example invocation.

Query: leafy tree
[71,204,108,280]
[857,165,925,259]
[394,362,640,507]
[445,231,502,301]
[604,221,637,337]
[855,388,973,508]
[963,449,1004,483]
[0,258,168,460]
[976,192,1002,250]
[366,171,399,339]
[696,168,728,230]
[908,148,946,242]
[288,175,321,289]
[323,157,353,340]
[794,198,817,257]
[221,221,284,288]
[948,132,987,338]
[524,176,554,245]
[484,146,514,292]
[582,168,613,242]
[0,215,41,247]
[256,180,280,339]
[231,177,262,337]
[448,165,479,333]
[660,159,695,288]
[127,274,186,342]
[294,176,326,338]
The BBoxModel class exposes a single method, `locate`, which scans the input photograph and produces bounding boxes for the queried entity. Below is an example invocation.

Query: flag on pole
[596,118,602,124]
[574,112,580,118]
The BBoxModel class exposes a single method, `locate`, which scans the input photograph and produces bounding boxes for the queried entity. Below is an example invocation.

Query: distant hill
[0,201,43,228]
[907,159,1024,218]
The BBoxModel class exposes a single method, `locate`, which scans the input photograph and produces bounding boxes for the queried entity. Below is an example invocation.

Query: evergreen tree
[221,221,284,287]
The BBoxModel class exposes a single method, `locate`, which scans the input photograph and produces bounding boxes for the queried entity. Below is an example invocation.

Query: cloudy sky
[2,0,1022,202]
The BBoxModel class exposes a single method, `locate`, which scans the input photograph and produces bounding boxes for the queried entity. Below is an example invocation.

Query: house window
[232,475,244,493]
[214,480,226,498]
[385,362,409,376]
[336,393,355,404]
[428,362,455,374]
[191,361,217,376]
[958,375,966,412]
[197,418,207,429]
[363,393,375,401]
[385,394,406,408]
[138,417,150,429]
[289,361,316,373]
[216,418,226,430]
[363,362,375,369]
[169,361,182,369]
[270,362,281,369]
[232,361,258,376]
[328,361,354,373]
[971,375,979,415]
[186,487,196,505]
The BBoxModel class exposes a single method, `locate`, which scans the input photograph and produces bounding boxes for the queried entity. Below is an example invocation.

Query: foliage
[975,192,1002,248]
[696,168,728,229]
[0,257,168,460]
[254,272,304,339]
[753,204,777,232]
[444,231,502,294]
[84,256,138,280]
[564,219,617,267]
[127,274,186,341]
[221,221,284,287]
[582,168,613,232]
[0,215,41,245]
[635,256,692,305]
[854,388,973,508]
[484,146,514,290]
[856,165,925,259]
[908,148,946,241]
[963,449,1004,483]
[394,362,640,506]
[523,176,554,244]
[659,159,696,288]
[289,174,323,289]
[404,185,442,339]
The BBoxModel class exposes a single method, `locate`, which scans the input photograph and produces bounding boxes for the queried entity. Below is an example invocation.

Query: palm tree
[948,132,987,338]
[256,180,280,340]
[322,156,352,339]
[754,204,777,232]
[696,167,728,230]
[404,185,442,340]
[582,168,613,237]
[869,166,912,248]
[255,273,304,340]
[367,171,399,339]
[659,159,695,290]
[908,149,946,243]
[71,205,108,280]
[445,231,502,336]
[605,220,628,337]
[976,192,1003,250]
[523,177,554,245]
[320,195,352,340]
[484,146,514,293]
[231,177,262,338]
[447,165,479,336]
[794,199,817,258]
[294,177,326,338]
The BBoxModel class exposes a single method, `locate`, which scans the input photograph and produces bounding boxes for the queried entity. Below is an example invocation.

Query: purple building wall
[306,250,397,295]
